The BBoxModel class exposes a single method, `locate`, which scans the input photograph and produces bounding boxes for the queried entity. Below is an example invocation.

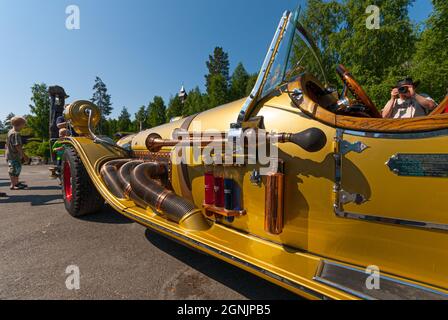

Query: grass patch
[0,149,5,156]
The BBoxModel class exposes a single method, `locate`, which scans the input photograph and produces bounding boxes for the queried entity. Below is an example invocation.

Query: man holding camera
[382,77,436,119]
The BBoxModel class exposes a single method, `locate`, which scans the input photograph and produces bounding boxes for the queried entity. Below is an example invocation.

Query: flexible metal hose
[117,160,149,208]
[100,159,130,199]
[101,159,210,231]
[130,162,210,231]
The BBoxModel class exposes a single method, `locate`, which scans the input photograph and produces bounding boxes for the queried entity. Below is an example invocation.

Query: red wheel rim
[63,161,73,203]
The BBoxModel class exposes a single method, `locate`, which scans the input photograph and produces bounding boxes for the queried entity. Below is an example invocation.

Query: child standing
[6,116,29,190]
[52,128,68,169]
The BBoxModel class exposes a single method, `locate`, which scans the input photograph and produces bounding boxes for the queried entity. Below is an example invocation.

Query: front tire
[62,146,104,217]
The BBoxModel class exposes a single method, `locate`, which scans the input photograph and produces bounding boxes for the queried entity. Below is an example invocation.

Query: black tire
[62,146,104,217]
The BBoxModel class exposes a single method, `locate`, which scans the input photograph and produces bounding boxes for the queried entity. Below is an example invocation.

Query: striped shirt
[6,129,22,161]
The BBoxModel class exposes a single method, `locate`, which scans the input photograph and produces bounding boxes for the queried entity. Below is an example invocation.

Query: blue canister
[224,178,234,210]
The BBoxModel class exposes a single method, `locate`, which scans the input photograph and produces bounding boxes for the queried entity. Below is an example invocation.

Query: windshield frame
[234,8,327,127]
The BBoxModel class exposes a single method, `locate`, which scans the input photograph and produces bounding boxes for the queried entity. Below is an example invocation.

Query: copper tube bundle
[100,159,210,231]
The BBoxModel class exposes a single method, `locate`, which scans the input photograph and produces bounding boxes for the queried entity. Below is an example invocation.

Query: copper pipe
[265,172,285,235]
[146,133,226,153]
[146,128,327,153]
[124,184,133,199]
[155,189,171,211]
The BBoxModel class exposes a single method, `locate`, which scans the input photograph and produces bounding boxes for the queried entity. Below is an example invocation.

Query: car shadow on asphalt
[0,180,10,187]
[27,186,62,191]
[0,193,64,206]
[144,229,301,300]
[80,205,134,225]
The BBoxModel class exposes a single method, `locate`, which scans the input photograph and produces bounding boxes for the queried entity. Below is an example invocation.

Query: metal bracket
[339,190,367,206]
[340,140,368,156]
[250,169,262,186]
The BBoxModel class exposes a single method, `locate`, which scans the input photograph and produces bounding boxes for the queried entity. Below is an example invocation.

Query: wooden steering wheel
[336,64,382,118]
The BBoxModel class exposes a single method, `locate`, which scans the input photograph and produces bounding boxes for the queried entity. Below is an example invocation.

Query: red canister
[214,176,225,207]
[204,172,215,205]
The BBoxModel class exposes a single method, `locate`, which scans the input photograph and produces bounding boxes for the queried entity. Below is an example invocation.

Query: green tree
[106,119,118,138]
[117,107,132,132]
[230,63,250,100]
[28,83,51,140]
[300,0,344,86]
[147,96,166,128]
[301,0,416,108]
[166,95,184,120]
[245,74,258,96]
[184,87,209,115]
[4,113,15,131]
[205,47,230,96]
[411,0,448,102]
[135,105,148,131]
[91,76,113,133]
[0,120,4,133]
[208,74,228,108]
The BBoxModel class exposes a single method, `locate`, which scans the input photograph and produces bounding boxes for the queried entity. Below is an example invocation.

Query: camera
[398,86,409,94]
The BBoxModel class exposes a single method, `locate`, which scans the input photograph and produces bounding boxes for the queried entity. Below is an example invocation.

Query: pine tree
[208,74,228,108]
[91,76,113,133]
[28,83,51,140]
[0,120,4,134]
[117,107,132,132]
[135,105,148,131]
[230,63,250,100]
[147,96,166,128]
[166,95,184,121]
[205,47,230,96]
[184,87,209,115]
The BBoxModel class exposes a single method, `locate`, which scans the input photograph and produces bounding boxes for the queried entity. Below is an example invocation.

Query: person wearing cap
[5,116,29,190]
[56,104,70,130]
[382,77,437,119]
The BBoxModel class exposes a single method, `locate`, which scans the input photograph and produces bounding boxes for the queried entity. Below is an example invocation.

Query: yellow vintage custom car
[58,6,448,300]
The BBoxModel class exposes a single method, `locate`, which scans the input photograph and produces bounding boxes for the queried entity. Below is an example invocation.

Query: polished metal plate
[387,153,448,178]
[314,260,448,300]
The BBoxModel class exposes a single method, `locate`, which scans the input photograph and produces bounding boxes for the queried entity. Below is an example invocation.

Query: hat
[397,77,420,88]
[10,116,26,127]
[48,86,69,99]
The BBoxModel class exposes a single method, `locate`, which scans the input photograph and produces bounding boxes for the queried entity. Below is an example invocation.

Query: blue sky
[0,0,433,121]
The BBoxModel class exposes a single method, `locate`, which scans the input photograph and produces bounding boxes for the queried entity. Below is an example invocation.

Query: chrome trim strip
[333,129,448,232]
[314,260,448,300]
[344,129,448,140]
[120,209,329,300]
[235,11,290,126]
[335,210,448,231]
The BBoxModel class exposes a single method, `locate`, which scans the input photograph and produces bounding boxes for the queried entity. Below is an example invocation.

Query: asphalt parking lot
[0,160,298,300]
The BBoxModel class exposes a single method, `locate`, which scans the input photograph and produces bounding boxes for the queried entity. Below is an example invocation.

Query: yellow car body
[60,8,448,300]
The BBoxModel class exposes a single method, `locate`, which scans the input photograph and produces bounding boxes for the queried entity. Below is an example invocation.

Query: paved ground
[0,160,298,300]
